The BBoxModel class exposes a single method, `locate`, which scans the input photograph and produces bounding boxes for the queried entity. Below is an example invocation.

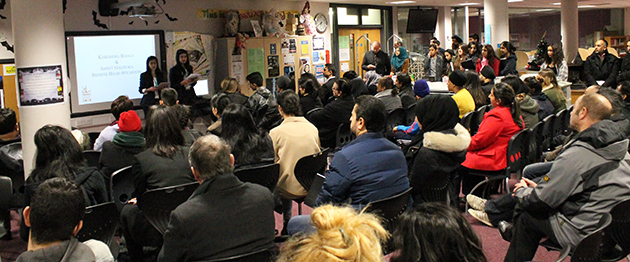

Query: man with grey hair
[158,135,275,261]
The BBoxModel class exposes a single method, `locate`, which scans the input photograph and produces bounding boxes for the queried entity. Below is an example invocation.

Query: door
[338,28,381,77]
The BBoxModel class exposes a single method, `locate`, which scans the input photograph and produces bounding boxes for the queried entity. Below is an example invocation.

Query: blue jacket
[316,132,410,206]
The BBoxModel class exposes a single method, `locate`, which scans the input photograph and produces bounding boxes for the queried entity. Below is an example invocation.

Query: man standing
[503,93,630,262]
[362,41,391,76]
[423,44,447,82]
[246,72,282,131]
[584,39,620,87]
[320,63,337,106]
[159,135,275,261]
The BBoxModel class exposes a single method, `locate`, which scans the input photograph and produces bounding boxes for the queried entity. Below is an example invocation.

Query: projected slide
[73,35,156,105]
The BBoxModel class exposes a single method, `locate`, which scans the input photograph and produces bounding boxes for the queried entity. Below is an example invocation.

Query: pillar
[436,6,452,49]
[483,0,509,46]
[11,0,71,177]
[464,6,470,43]
[561,0,578,63]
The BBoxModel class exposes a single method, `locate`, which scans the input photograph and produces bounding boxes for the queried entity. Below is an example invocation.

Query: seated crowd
[4,41,630,262]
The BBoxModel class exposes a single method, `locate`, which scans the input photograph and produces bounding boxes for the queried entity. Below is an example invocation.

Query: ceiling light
[535,9,553,12]
[551,2,561,5]
[578,5,595,8]
[508,0,523,2]
[387,0,416,4]
[459,3,480,6]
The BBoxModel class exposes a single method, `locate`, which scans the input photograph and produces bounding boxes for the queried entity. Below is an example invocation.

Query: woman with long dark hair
[169,49,198,105]
[541,43,568,82]
[454,44,470,71]
[139,56,167,116]
[538,68,567,113]
[468,42,482,65]
[220,103,274,167]
[298,78,323,115]
[476,44,500,76]
[461,83,523,196]
[499,41,518,76]
[464,71,488,108]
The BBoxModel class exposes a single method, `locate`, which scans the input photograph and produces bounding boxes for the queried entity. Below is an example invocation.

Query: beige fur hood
[423,123,471,153]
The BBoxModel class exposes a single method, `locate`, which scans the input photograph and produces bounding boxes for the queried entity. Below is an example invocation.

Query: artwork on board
[268,55,280,77]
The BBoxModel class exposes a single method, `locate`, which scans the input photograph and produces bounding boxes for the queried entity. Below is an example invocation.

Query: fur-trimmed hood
[423,123,471,153]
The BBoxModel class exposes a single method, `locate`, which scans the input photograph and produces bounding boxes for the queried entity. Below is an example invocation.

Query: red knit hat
[118,110,142,132]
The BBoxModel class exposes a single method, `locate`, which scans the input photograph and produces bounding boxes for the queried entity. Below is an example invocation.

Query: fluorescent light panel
[459,2,480,6]
[387,0,416,4]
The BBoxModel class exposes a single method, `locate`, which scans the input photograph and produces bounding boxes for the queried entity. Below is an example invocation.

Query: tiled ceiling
[307,0,630,10]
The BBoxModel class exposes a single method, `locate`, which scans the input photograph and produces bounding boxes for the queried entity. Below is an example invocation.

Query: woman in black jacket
[499,41,518,76]
[169,49,198,106]
[139,56,167,116]
[405,95,471,204]
[298,77,323,115]
[220,103,274,168]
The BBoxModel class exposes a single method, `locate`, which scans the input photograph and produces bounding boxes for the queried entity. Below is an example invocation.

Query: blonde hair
[221,77,240,93]
[277,205,389,262]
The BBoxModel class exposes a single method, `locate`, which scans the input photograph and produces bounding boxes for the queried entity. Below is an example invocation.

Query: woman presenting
[169,49,198,106]
[139,56,167,116]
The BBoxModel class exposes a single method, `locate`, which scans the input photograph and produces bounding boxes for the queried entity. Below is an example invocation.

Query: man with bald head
[584,39,620,87]
[361,41,391,76]
[503,93,630,262]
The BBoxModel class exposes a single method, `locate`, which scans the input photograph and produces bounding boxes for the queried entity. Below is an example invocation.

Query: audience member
[158,135,275,261]
[454,44,469,71]
[362,41,391,76]
[276,75,293,93]
[584,39,620,87]
[169,49,198,106]
[207,94,231,136]
[278,205,387,262]
[619,41,630,83]
[392,80,430,139]
[17,178,113,262]
[448,70,475,118]
[93,95,134,151]
[391,41,409,74]
[22,125,108,241]
[541,43,568,82]
[171,104,202,146]
[404,95,470,203]
[476,45,500,76]
[364,70,381,95]
[414,79,431,99]
[320,63,337,106]
[538,68,567,113]
[460,83,523,196]
[0,108,22,193]
[159,87,178,106]
[464,71,488,108]
[298,77,323,115]
[120,106,195,261]
[220,103,274,167]
[429,37,446,56]
[71,129,91,151]
[308,78,355,149]
[139,56,167,116]
[468,42,482,68]
[423,44,447,82]
[396,73,416,109]
[469,33,479,43]
[219,77,248,105]
[617,80,630,120]
[524,76,554,120]
[99,110,146,179]
[499,41,518,76]
[390,203,487,262]
[246,71,283,131]
[270,91,321,234]
[479,65,496,98]
[502,75,539,129]
[444,49,455,76]
[375,76,403,114]
[452,35,463,50]
[503,93,630,262]
[344,70,370,98]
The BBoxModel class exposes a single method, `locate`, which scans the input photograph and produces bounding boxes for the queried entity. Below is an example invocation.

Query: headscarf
[391,47,409,71]
[364,70,381,90]
[412,94,460,142]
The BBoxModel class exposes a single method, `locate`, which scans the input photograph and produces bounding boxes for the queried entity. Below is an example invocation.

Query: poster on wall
[270,44,277,55]
[247,48,266,78]
[315,64,325,84]
[301,40,309,56]
[17,65,64,107]
[0,76,3,108]
[284,66,294,76]
[312,51,325,64]
[268,55,280,77]
[300,57,311,74]
[232,55,244,83]
[313,36,325,51]
[283,54,295,66]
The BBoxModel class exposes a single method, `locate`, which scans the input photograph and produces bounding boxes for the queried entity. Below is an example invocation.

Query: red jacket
[462,106,523,171]
[476,57,500,76]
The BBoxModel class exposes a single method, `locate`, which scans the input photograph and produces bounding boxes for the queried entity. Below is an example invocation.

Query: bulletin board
[0,59,18,121]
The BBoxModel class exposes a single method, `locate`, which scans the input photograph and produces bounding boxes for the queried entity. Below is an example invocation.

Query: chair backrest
[335,122,355,150]
[602,199,630,260]
[385,108,405,139]
[0,176,12,213]
[541,114,556,151]
[197,249,274,262]
[87,132,100,150]
[418,172,450,204]
[111,166,134,212]
[404,103,417,126]
[83,150,101,168]
[460,111,475,131]
[514,51,529,70]
[553,109,566,138]
[234,163,280,193]
[364,188,412,231]
[294,148,330,194]
[528,122,543,164]
[470,105,490,135]
[77,202,119,246]
[304,173,326,208]
[138,182,199,235]
[506,129,530,177]
[569,212,612,262]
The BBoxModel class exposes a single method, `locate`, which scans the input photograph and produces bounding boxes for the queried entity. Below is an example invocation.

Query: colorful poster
[268,55,280,77]
[300,57,311,74]
[247,48,265,78]
[301,40,309,56]
[315,64,325,84]
[281,39,290,54]
[284,66,294,76]
[312,51,325,64]
[312,35,325,51]
[270,44,277,55]
[17,65,64,107]
[3,64,15,76]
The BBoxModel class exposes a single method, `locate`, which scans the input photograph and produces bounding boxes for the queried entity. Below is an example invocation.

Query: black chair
[542,212,612,262]
[460,111,475,132]
[88,132,100,150]
[304,173,326,208]
[83,150,101,168]
[335,123,355,151]
[384,108,405,141]
[469,105,489,135]
[0,176,12,239]
[404,103,417,126]
[111,166,134,212]
[197,248,274,262]
[138,182,199,235]
[364,188,413,232]
[416,172,450,204]
[602,199,630,261]
[234,163,279,193]
[77,202,119,247]
[528,122,543,164]
[466,129,529,206]
[294,148,330,214]
[541,114,556,152]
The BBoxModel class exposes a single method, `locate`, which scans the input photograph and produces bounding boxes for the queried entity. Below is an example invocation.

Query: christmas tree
[529,32,548,70]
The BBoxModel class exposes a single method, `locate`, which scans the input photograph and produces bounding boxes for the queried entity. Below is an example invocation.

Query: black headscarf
[413,94,460,140]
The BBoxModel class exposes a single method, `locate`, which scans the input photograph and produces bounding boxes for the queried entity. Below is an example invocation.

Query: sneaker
[468,209,493,227]
[466,194,487,211]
